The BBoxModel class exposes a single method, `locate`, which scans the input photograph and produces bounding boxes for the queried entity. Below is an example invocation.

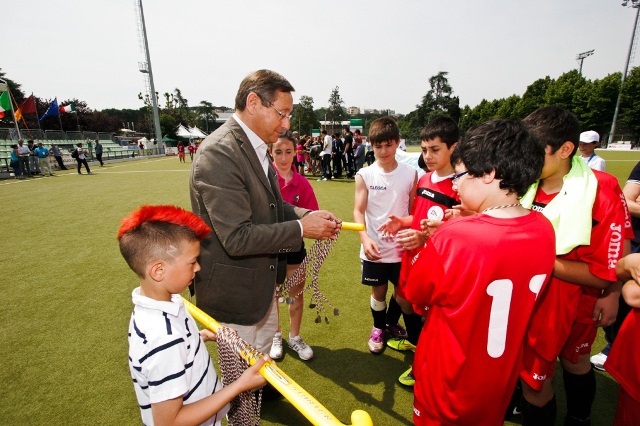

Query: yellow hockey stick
[340,222,365,231]
[182,297,373,426]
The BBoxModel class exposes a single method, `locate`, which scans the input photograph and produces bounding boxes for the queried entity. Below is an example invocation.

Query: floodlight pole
[137,0,163,146]
[609,3,640,146]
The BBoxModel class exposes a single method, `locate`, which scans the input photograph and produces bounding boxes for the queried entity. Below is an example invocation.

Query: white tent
[188,126,207,138]
[176,124,194,139]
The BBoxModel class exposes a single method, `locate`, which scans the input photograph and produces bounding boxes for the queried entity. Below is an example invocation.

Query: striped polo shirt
[128,289,227,425]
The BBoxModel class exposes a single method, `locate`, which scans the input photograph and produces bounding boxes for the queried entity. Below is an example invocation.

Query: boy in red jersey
[607,253,640,425]
[404,119,556,425]
[519,106,626,426]
[378,116,460,386]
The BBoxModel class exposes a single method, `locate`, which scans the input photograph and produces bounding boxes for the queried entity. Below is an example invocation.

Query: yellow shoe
[398,367,415,386]
[387,337,416,352]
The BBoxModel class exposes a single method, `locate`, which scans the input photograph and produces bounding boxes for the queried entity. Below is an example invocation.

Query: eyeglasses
[268,102,293,121]
[450,170,468,184]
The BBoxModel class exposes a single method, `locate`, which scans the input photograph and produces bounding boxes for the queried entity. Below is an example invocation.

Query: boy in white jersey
[118,205,267,426]
[353,117,418,353]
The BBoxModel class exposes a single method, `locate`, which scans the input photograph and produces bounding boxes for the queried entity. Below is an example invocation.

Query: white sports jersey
[357,161,416,262]
[128,289,227,426]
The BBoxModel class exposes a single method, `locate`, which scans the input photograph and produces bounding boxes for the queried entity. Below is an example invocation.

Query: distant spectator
[50,144,68,170]
[94,140,104,166]
[75,143,92,175]
[364,137,374,166]
[17,140,31,177]
[354,138,366,172]
[177,141,186,163]
[579,130,605,171]
[188,142,195,161]
[10,144,24,179]
[27,140,41,175]
[35,143,54,176]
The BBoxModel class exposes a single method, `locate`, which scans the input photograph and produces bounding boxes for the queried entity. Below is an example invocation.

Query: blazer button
[270,203,275,208]
[269,265,275,270]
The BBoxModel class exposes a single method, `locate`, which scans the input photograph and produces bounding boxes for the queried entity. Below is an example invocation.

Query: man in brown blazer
[190,69,340,354]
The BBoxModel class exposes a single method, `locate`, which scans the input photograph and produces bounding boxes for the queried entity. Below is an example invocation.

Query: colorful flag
[39,98,59,122]
[59,102,76,114]
[0,91,11,119]
[15,95,36,121]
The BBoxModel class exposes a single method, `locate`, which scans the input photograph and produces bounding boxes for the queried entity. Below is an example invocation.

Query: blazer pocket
[205,263,256,313]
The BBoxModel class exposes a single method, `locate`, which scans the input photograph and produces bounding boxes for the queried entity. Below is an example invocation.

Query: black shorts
[287,242,307,265]
[361,260,401,287]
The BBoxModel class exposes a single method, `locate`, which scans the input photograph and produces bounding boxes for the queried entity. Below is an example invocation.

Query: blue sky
[5,0,639,114]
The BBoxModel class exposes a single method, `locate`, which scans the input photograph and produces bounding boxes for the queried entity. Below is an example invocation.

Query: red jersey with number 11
[405,212,555,426]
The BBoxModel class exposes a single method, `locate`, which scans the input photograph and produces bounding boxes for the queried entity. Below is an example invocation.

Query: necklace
[482,203,522,213]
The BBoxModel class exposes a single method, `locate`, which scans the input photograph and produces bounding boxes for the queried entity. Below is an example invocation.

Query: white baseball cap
[579,130,600,143]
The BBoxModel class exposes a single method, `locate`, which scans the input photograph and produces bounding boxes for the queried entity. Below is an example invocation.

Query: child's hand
[377,215,403,237]
[199,329,217,342]
[237,355,269,392]
[396,228,425,250]
[444,205,476,219]
[362,238,382,261]
[419,219,441,239]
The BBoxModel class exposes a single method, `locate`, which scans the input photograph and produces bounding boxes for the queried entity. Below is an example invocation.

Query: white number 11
[485,275,547,358]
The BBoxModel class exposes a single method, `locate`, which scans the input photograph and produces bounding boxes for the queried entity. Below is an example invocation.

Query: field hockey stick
[340,222,365,231]
[182,297,373,426]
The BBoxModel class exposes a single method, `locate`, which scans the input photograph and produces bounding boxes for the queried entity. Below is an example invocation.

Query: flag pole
[7,87,22,140]
[33,93,42,131]
[7,87,22,139]
[56,96,64,133]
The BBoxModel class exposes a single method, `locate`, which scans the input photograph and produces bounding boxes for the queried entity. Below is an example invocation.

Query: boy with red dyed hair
[118,205,267,426]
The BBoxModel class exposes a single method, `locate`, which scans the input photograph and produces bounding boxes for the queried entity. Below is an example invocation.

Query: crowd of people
[122,69,640,426]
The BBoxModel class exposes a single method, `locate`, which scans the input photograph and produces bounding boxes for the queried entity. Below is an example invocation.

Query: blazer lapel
[227,117,273,194]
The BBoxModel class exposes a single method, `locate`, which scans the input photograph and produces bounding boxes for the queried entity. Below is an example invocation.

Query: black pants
[322,154,332,179]
[19,156,31,176]
[77,158,91,174]
[333,154,343,177]
[54,156,68,170]
[96,153,103,166]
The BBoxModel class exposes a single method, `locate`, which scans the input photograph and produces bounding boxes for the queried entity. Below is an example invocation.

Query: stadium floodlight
[576,50,595,74]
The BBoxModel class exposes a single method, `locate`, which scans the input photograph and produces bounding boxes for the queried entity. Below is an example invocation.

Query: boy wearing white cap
[579,130,605,171]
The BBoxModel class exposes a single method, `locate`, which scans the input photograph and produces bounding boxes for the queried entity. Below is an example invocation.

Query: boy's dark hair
[458,118,544,197]
[420,116,460,148]
[368,116,400,144]
[523,106,580,157]
[235,69,295,111]
[118,205,211,278]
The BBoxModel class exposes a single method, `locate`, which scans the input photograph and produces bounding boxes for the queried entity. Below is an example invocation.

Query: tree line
[3,66,639,142]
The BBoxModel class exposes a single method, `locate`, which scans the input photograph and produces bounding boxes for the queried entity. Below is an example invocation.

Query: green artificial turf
[0,151,636,425]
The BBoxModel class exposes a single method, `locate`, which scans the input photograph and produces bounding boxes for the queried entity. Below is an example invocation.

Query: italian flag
[59,102,76,113]
[0,91,11,118]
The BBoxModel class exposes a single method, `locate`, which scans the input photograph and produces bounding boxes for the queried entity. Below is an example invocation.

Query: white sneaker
[288,334,313,360]
[269,332,283,359]
[590,352,607,371]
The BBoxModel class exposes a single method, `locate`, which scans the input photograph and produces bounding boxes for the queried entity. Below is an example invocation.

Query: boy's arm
[622,279,640,308]
[378,214,413,237]
[553,258,613,290]
[151,356,268,426]
[592,281,621,327]
[354,175,381,261]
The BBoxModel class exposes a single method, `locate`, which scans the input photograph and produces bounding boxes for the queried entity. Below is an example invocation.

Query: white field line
[0,157,187,186]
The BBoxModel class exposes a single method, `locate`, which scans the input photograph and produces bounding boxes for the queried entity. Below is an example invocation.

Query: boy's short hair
[523,106,580,157]
[420,116,459,148]
[117,205,211,278]
[458,118,544,197]
[368,116,400,144]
